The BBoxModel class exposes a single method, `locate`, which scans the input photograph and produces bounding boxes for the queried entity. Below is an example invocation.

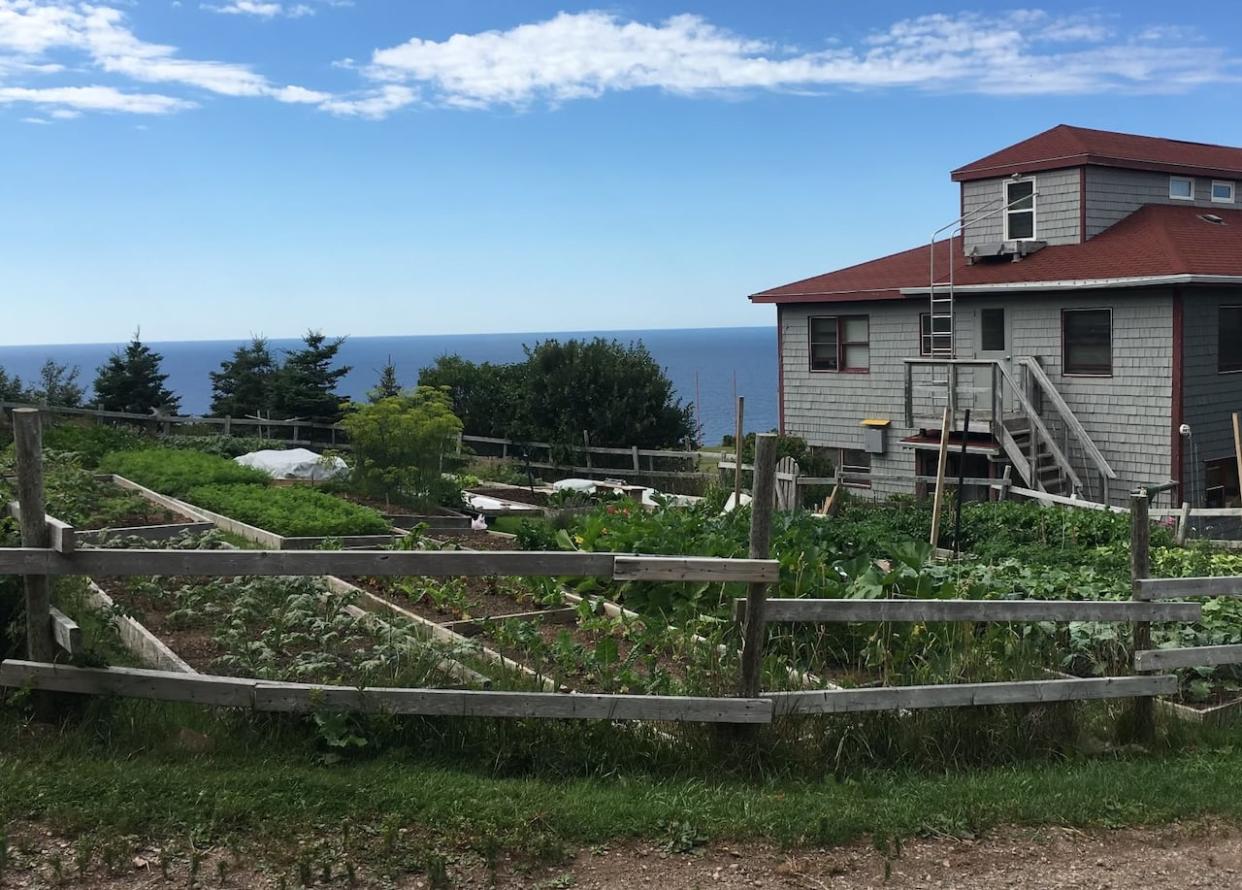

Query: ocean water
[0,327,777,445]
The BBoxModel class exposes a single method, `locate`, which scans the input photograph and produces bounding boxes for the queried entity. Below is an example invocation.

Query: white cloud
[0,0,327,114]
[202,0,331,19]
[362,9,1240,111]
[0,84,194,113]
[319,83,414,118]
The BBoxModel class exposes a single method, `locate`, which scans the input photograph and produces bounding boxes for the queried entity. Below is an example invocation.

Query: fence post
[582,430,592,470]
[739,433,777,699]
[1130,488,1155,742]
[732,396,745,509]
[13,409,56,671]
[631,445,640,472]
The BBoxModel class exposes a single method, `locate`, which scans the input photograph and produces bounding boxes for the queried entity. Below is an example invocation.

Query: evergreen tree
[0,366,27,402]
[210,336,276,417]
[367,356,402,403]
[29,360,84,408]
[269,331,351,422]
[92,333,181,415]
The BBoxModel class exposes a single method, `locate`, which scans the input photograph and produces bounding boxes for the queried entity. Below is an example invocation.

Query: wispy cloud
[0,0,326,114]
[0,5,1236,121]
[203,1,316,19]
[359,9,1240,112]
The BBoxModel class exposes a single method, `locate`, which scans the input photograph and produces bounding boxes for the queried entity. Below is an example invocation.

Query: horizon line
[0,322,774,351]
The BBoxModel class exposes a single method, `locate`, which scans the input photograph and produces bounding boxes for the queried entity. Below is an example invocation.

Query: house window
[1170,176,1195,200]
[809,316,869,372]
[1220,307,1242,372]
[980,308,1005,352]
[1212,181,1236,204]
[808,317,839,371]
[1205,457,1240,508]
[1062,308,1112,376]
[1004,178,1035,240]
[839,448,871,489]
[919,314,952,356]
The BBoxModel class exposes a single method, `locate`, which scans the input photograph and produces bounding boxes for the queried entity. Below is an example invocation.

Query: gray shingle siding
[1181,289,1242,505]
[1084,167,1234,237]
[779,290,1173,505]
[961,168,1081,253]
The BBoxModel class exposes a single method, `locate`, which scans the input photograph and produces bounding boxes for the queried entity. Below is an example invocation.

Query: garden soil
[6,820,1242,888]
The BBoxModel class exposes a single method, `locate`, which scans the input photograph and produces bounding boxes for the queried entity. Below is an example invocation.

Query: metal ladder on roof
[928,280,955,359]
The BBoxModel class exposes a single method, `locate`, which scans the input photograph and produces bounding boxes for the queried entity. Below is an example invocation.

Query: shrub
[184,483,390,536]
[99,448,269,497]
[42,423,147,467]
[339,387,463,510]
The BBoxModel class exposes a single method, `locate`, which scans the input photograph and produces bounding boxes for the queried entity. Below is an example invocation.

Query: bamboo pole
[739,433,777,699]
[929,407,951,547]
[732,396,745,508]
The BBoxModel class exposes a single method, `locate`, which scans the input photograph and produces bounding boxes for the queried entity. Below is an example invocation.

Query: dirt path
[5,821,1241,888]
[566,823,1242,889]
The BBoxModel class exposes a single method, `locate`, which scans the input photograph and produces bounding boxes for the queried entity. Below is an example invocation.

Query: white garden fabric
[234,448,347,481]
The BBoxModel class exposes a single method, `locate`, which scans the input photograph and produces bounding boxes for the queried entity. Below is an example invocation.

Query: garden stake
[953,409,971,557]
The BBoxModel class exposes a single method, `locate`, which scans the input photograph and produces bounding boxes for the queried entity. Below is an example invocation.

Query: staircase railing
[904,358,1088,495]
[1017,357,1119,502]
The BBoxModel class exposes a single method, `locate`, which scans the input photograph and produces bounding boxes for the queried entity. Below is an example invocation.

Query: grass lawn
[4,700,1242,870]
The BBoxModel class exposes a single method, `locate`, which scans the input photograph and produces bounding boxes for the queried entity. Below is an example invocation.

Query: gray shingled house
[750,125,1242,508]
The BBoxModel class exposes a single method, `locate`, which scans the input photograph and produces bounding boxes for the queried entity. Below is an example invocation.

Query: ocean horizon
[0,326,777,445]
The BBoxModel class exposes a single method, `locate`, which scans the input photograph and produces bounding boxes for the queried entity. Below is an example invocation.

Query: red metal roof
[951,124,1242,182]
[750,204,1242,305]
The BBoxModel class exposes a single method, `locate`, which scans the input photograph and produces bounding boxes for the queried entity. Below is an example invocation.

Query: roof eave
[899,274,1242,295]
[952,155,1242,182]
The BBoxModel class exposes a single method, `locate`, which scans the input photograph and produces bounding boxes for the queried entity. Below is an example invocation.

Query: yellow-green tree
[340,386,463,509]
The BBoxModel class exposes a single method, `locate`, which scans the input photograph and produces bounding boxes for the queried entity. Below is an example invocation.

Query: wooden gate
[775,456,800,511]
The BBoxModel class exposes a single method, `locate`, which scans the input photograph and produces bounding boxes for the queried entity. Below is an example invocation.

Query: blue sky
[3,0,1242,345]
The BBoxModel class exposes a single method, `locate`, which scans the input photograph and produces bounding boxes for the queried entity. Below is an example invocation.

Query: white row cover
[235,448,348,481]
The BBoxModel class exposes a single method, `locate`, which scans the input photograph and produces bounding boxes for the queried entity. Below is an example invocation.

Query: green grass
[98,448,270,497]
[2,703,1241,859]
[184,483,391,536]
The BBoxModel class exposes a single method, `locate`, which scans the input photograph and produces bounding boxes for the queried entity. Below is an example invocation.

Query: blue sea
[0,327,777,445]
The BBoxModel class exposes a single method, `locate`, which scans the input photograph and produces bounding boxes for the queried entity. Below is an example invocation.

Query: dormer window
[1004,177,1035,241]
[1212,181,1236,204]
[1170,176,1195,200]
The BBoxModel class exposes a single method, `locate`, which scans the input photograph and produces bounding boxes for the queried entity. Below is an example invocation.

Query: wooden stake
[1233,412,1242,506]
[732,396,745,508]
[929,407,951,548]
[1175,501,1191,547]
[953,409,971,556]
[1130,489,1155,743]
[13,409,54,666]
[739,433,777,699]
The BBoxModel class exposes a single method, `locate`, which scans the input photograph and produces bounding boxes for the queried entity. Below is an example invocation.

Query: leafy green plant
[99,447,270,497]
[184,483,389,536]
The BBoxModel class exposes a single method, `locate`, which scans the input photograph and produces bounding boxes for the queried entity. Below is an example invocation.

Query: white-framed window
[1212,180,1236,204]
[808,316,870,373]
[1004,177,1035,240]
[1170,176,1195,200]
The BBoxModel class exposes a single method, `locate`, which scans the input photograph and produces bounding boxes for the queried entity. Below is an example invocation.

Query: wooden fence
[3,410,1237,732]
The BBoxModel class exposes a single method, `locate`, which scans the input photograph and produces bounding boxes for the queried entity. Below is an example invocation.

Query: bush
[42,423,147,467]
[158,435,273,459]
[339,387,463,510]
[183,483,390,537]
[99,448,270,497]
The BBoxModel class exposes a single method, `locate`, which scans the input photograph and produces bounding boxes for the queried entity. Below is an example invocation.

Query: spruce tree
[368,356,402,403]
[210,336,276,417]
[92,333,181,414]
[29,360,84,408]
[269,331,351,423]
[0,366,27,402]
